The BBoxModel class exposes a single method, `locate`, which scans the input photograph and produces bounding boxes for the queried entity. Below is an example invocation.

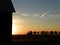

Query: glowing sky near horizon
[12,0,60,35]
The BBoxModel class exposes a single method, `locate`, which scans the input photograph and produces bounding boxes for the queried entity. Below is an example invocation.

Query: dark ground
[12,35,60,45]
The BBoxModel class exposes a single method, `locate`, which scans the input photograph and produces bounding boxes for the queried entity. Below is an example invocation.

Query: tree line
[27,31,60,35]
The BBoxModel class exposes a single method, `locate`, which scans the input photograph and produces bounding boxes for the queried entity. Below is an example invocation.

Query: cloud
[13,12,60,18]
[13,12,19,15]
[13,12,29,17]
[41,12,49,18]
[48,15,60,17]
[13,15,24,23]
[32,14,40,17]
[21,14,29,16]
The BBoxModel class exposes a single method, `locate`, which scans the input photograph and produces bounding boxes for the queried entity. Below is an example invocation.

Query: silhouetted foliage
[59,32,60,35]
[37,31,39,35]
[41,31,45,35]
[33,31,36,35]
[27,31,60,35]
[54,31,57,35]
[44,31,49,35]
[27,31,32,35]
[50,31,54,35]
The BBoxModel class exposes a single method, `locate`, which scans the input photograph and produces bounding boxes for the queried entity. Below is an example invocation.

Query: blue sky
[12,0,60,34]
[12,0,60,14]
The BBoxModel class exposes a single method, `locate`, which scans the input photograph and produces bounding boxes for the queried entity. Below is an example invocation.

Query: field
[12,35,60,45]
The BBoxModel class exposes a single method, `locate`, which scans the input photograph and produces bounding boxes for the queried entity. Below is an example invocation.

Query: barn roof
[0,0,15,12]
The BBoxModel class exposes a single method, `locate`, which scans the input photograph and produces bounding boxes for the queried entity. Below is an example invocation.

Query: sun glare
[12,15,19,35]
[12,24,17,34]
[12,15,24,35]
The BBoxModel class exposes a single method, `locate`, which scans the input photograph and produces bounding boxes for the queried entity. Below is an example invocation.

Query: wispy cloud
[13,12,29,17]
[13,12,60,18]
[41,12,49,18]
[13,12,19,15]
[20,14,29,16]
[32,14,40,17]
[48,15,60,17]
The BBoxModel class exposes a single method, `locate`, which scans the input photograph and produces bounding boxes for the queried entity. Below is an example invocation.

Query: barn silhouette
[0,0,15,44]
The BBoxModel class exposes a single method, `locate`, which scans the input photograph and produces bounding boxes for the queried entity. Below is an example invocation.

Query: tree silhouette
[33,31,36,35]
[44,31,49,35]
[50,31,54,35]
[37,31,39,35]
[27,31,32,35]
[41,31,45,35]
[59,32,60,35]
[54,31,57,35]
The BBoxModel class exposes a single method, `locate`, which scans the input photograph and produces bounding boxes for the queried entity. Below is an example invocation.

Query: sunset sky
[12,0,60,35]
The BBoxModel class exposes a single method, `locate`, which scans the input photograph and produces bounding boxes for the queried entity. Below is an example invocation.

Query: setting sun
[12,15,25,35]
[12,15,20,35]
[12,16,17,35]
[12,23,17,34]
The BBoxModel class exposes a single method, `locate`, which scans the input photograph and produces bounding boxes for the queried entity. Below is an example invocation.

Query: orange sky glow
[12,15,60,35]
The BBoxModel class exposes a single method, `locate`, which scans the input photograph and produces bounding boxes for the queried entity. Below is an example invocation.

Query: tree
[27,31,32,35]
[33,31,36,35]
[58,32,60,35]
[41,31,45,35]
[50,31,54,35]
[37,31,39,35]
[44,31,49,35]
[54,31,57,35]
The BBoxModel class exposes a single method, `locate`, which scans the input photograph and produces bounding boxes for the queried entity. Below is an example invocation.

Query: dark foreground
[12,35,60,45]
